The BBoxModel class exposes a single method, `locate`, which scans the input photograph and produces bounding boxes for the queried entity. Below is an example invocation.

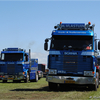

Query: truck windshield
[50,35,93,50]
[1,53,23,61]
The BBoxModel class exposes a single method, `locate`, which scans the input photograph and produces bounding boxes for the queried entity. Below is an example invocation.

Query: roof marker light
[60,22,62,24]
[88,22,91,25]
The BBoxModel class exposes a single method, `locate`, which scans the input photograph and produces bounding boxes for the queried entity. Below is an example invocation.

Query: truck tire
[89,82,97,91]
[96,72,99,88]
[24,72,29,83]
[48,82,58,90]
[3,80,7,83]
[34,73,38,82]
[93,82,97,91]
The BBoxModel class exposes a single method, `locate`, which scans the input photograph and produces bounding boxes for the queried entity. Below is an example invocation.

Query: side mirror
[24,54,28,61]
[26,55,28,61]
[44,38,51,51]
[44,42,48,51]
[98,41,100,50]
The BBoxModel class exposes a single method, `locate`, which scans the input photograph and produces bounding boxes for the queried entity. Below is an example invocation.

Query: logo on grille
[65,62,76,63]
[64,52,77,55]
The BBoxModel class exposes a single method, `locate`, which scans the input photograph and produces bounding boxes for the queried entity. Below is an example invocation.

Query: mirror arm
[95,39,100,41]
[45,38,52,42]
[95,39,100,50]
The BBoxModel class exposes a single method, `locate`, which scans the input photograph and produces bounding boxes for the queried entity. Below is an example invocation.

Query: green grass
[0,78,100,100]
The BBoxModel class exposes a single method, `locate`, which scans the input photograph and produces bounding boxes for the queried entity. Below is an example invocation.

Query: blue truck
[0,48,39,83]
[44,22,100,91]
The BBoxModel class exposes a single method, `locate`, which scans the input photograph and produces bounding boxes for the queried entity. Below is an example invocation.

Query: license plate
[8,78,14,80]
[64,80,75,83]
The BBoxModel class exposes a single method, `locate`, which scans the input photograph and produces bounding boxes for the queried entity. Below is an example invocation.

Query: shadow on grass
[10,85,92,92]
[11,86,50,92]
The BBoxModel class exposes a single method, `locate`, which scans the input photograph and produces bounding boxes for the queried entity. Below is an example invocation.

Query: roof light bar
[54,22,95,31]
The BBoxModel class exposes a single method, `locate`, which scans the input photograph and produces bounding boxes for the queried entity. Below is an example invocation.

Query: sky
[0,0,100,66]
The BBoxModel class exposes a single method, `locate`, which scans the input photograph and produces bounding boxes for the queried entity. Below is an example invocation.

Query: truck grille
[63,55,78,72]
[49,55,92,74]
[7,64,15,74]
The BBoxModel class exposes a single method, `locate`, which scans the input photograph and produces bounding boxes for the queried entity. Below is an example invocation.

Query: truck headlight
[48,69,57,75]
[84,71,93,76]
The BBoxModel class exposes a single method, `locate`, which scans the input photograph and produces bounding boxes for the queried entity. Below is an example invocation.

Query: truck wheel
[88,83,97,91]
[48,82,58,90]
[3,80,7,83]
[24,72,29,83]
[34,73,38,82]
[93,82,97,91]
[96,72,99,88]
[90,81,97,91]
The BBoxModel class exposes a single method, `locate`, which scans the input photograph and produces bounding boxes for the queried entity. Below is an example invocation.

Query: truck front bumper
[46,75,96,84]
[0,75,25,80]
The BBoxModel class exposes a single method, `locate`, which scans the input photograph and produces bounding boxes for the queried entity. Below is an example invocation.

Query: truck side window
[24,54,28,62]
[26,55,28,61]
[1,53,4,60]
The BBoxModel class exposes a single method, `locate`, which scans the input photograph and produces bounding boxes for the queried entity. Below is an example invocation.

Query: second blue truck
[0,48,39,83]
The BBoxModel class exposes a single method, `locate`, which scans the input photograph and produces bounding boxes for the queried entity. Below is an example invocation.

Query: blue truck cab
[44,22,100,91]
[0,48,39,83]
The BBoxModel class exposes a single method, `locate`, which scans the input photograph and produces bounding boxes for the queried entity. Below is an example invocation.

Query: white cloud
[31,52,49,66]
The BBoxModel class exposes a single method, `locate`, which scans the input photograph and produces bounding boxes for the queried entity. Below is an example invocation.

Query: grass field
[0,78,100,100]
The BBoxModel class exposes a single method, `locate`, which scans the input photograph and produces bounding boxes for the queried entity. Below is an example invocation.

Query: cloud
[31,52,49,66]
